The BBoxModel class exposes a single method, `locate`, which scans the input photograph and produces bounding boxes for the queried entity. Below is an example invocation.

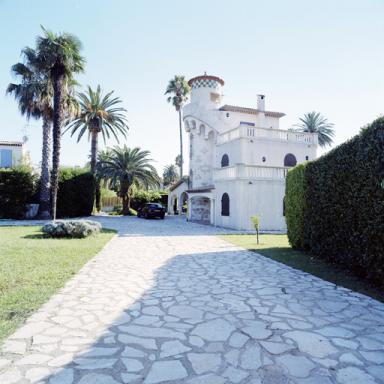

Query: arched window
[221,193,230,216]
[284,153,297,167]
[221,154,229,167]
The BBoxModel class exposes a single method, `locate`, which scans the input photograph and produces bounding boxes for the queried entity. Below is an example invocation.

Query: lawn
[0,226,115,342]
[220,234,384,303]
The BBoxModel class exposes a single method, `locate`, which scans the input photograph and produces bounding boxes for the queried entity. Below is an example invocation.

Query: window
[0,149,12,168]
[262,156,266,162]
[221,154,229,167]
[284,153,297,167]
[305,155,309,161]
[240,121,255,126]
[221,193,230,216]
[283,197,286,216]
[210,93,220,103]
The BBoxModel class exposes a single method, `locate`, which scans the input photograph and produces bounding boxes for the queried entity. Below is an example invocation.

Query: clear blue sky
[1,0,383,173]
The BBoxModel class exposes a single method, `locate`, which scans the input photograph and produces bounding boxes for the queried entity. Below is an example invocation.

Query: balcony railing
[217,124,317,145]
[214,164,289,181]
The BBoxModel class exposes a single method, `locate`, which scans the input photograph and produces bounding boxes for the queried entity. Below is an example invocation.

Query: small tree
[250,215,260,244]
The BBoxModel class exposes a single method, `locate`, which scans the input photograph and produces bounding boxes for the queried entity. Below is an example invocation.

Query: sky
[1,0,383,174]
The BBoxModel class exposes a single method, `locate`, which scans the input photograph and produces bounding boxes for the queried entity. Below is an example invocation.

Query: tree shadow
[4,246,383,383]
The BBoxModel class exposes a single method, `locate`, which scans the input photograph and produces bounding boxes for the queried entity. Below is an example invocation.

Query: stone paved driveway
[1,216,383,384]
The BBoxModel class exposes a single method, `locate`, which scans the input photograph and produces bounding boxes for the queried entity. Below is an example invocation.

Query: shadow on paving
[22,247,384,384]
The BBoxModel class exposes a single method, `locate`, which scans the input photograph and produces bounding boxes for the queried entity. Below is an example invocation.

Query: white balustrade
[217,125,316,145]
[214,165,288,181]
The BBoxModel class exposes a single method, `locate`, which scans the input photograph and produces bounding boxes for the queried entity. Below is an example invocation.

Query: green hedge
[285,117,384,284]
[57,168,95,218]
[130,189,168,210]
[0,167,36,219]
[285,163,307,249]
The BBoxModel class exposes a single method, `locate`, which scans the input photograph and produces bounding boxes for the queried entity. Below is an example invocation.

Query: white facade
[0,141,25,168]
[169,74,318,231]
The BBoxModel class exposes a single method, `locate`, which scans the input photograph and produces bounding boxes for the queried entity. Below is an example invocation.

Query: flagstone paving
[1,216,383,383]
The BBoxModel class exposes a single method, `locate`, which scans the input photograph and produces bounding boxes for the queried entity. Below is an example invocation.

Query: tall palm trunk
[178,108,183,177]
[90,128,98,173]
[90,127,101,211]
[38,115,51,219]
[51,72,65,220]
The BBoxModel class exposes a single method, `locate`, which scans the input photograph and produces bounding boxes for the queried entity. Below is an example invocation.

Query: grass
[220,234,384,303]
[0,226,115,342]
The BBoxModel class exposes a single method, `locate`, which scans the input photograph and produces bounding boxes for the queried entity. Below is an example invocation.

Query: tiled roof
[188,75,225,87]
[0,141,23,147]
[169,177,189,192]
[219,105,285,118]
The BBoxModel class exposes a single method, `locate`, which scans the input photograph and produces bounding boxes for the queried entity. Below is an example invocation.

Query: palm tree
[293,111,335,148]
[7,47,53,219]
[66,85,129,173]
[163,164,179,186]
[35,27,85,220]
[165,76,190,177]
[98,146,159,215]
[7,47,79,219]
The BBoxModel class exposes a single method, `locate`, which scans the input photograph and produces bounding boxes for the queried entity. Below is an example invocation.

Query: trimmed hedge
[0,168,36,219]
[285,163,307,249]
[57,168,95,218]
[285,117,384,284]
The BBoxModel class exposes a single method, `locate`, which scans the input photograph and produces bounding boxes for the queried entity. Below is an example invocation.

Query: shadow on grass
[243,244,384,303]
[22,228,117,239]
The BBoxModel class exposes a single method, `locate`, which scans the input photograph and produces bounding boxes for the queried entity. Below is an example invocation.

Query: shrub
[57,168,95,218]
[130,190,161,210]
[42,220,101,238]
[0,167,36,219]
[285,117,384,284]
[285,163,308,249]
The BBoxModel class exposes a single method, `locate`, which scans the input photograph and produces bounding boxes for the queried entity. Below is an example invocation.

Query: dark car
[137,203,166,219]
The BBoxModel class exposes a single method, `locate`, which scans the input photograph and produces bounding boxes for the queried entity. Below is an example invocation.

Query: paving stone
[47,353,74,367]
[77,373,120,384]
[0,368,23,384]
[16,353,52,365]
[25,367,50,382]
[191,318,235,341]
[222,366,249,383]
[49,368,74,384]
[284,331,337,358]
[315,326,355,338]
[240,344,262,370]
[339,352,364,366]
[121,346,147,358]
[189,335,204,347]
[82,347,119,357]
[360,350,384,364]
[2,340,27,354]
[74,358,117,369]
[144,360,188,383]
[336,367,376,384]
[187,374,226,384]
[119,325,186,340]
[229,332,249,348]
[260,341,296,354]
[0,358,11,369]
[188,353,221,374]
[168,305,204,319]
[160,340,191,357]
[118,334,157,350]
[276,354,315,377]
[121,358,144,372]
[121,373,143,383]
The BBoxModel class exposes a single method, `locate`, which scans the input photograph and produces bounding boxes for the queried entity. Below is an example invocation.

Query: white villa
[0,141,26,168]
[168,74,318,231]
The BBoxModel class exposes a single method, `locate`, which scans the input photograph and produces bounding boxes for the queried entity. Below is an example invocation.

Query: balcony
[217,124,317,145]
[214,164,289,181]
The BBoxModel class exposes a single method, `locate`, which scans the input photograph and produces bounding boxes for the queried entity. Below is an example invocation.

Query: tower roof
[188,74,225,87]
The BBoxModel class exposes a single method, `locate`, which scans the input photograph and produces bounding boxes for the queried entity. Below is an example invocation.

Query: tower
[188,74,225,110]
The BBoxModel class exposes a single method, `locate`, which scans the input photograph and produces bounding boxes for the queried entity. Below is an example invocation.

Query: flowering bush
[42,220,102,238]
